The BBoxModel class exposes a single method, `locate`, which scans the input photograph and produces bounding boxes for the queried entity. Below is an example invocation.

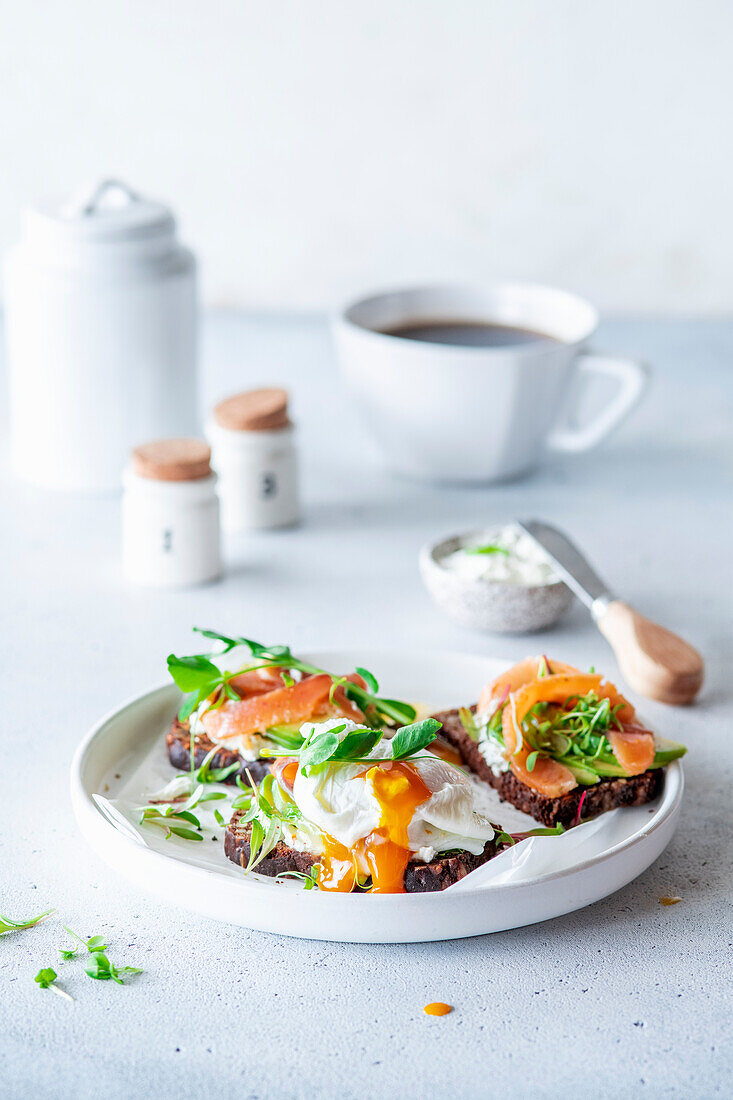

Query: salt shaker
[206,388,300,531]
[4,178,197,492]
[122,439,221,587]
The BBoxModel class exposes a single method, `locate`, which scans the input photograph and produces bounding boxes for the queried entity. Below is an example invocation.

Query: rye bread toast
[166,719,272,786]
[224,809,508,892]
[432,707,663,828]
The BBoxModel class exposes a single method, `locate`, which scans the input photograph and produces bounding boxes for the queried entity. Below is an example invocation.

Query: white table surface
[1,313,731,1099]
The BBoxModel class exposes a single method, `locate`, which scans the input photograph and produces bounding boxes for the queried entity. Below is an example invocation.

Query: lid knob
[65,178,141,219]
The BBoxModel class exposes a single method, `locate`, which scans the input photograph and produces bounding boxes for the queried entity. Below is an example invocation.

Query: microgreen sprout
[232,771,305,871]
[572,790,588,827]
[60,927,108,959]
[464,544,510,556]
[275,866,320,890]
[0,909,55,935]
[192,747,241,785]
[85,951,142,985]
[137,803,204,842]
[458,707,479,741]
[495,823,566,846]
[34,967,74,1003]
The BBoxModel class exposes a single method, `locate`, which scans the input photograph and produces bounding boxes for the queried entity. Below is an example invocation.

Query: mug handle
[547,352,650,453]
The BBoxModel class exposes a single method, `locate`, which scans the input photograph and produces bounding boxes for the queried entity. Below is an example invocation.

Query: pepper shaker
[206,388,300,531]
[122,439,221,587]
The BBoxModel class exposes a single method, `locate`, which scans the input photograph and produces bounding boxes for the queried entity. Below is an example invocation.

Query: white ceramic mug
[333,283,649,482]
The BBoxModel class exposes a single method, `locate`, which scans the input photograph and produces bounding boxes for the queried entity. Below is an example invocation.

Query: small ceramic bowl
[419,531,574,634]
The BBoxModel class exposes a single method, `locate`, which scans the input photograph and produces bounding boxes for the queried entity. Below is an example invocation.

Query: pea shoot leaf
[299,732,341,770]
[166,654,221,693]
[355,666,379,694]
[332,727,382,760]
[389,719,440,760]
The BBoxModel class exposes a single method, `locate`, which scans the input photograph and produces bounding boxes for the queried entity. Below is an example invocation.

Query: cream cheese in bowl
[441,525,559,587]
[419,524,573,634]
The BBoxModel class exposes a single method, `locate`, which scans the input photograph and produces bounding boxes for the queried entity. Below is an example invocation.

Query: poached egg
[278,718,496,893]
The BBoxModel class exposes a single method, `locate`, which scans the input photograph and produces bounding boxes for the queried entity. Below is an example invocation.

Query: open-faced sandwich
[433,656,687,827]
[157,635,682,893]
[224,716,512,893]
[165,629,417,788]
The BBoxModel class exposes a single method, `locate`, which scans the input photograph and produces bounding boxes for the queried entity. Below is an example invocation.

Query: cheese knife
[517,519,704,705]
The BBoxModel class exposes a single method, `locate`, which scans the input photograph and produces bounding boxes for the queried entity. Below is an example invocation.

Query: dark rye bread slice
[432,707,664,828]
[224,809,508,893]
[166,719,272,786]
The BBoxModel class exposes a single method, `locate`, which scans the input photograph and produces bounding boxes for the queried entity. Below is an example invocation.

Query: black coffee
[380,320,556,348]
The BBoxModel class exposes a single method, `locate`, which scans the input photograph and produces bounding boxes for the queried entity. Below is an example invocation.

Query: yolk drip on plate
[318,762,431,894]
[428,737,464,767]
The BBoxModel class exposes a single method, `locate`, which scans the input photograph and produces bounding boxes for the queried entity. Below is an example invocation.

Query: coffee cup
[333,282,649,482]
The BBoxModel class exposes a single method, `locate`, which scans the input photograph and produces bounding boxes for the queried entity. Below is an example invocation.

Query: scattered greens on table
[23,919,144,1000]
[34,967,74,1003]
[0,909,55,934]
[84,952,142,985]
[59,926,109,959]
[61,925,142,983]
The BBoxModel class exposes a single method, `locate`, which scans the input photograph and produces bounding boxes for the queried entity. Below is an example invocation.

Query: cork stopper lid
[132,438,212,482]
[213,387,290,432]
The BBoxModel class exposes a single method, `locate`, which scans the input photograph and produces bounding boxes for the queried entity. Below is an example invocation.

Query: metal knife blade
[516,520,615,618]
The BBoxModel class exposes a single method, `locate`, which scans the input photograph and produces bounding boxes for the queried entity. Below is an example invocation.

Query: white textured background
[0,0,730,312]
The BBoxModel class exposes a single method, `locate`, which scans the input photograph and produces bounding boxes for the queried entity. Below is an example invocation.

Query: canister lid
[24,178,176,247]
[131,439,212,482]
[213,388,290,432]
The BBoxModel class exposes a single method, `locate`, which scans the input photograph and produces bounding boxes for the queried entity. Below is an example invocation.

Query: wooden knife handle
[596,600,704,705]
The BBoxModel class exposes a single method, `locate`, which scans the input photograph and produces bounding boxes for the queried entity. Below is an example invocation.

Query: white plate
[70,648,683,943]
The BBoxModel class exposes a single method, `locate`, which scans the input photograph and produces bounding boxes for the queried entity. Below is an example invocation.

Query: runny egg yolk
[279,760,299,790]
[317,762,431,894]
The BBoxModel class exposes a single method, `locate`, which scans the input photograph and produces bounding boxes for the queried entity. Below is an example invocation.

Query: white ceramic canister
[122,439,221,587]
[4,178,198,492]
[206,388,300,530]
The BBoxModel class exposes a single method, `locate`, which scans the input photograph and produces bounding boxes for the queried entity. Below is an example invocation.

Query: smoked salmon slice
[509,749,578,798]
[608,723,656,775]
[478,656,580,714]
[228,667,289,697]
[202,672,366,741]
